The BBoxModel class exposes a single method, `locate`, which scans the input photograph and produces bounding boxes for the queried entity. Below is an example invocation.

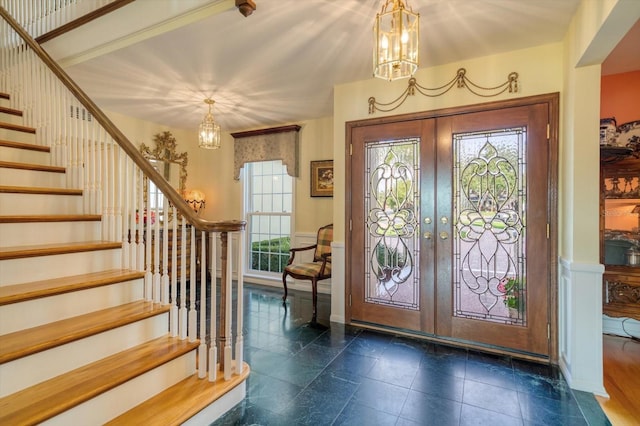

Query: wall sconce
[184,189,206,214]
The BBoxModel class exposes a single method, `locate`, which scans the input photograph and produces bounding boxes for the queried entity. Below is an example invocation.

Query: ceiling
[48,0,636,134]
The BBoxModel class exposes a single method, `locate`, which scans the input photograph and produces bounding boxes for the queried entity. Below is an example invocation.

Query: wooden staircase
[0,94,248,425]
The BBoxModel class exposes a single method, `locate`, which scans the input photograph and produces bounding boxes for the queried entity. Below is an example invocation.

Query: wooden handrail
[0,6,244,234]
[35,0,136,44]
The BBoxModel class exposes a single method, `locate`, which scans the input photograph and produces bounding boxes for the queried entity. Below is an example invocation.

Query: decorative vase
[508,307,519,318]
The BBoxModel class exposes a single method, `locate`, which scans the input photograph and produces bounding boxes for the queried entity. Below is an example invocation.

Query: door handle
[439,231,449,240]
[423,231,433,240]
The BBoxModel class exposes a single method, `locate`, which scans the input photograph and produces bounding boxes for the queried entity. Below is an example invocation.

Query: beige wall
[107,110,335,235]
[333,42,565,242]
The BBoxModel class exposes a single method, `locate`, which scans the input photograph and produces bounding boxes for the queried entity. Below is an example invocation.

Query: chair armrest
[286,244,317,266]
[289,244,317,253]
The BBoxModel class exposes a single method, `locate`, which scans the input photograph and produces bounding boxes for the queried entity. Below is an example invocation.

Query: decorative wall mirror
[140,131,188,194]
[139,131,188,217]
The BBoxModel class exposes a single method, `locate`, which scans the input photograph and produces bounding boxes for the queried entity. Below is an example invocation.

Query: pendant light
[373,0,419,81]
[199,98,221,149]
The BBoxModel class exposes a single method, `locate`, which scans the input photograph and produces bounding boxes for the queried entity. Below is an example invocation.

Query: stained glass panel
[364,139,420,310]
[453,128,527,326]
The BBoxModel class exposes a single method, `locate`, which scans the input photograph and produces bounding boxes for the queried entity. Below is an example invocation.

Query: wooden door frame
[345,92,559,363]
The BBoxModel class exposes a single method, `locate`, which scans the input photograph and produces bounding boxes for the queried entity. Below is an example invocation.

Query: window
[244,160,293,276]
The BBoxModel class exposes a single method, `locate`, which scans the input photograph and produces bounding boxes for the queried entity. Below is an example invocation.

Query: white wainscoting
[330,242,345,324]
[558,257,607,396]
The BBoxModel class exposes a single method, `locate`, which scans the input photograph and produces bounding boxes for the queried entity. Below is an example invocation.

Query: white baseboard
[603,315,640,338]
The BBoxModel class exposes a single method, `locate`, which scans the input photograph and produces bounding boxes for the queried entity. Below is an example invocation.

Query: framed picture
[310,160,334,197]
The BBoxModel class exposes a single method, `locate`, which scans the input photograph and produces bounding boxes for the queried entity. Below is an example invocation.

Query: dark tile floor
[213,284,610,426]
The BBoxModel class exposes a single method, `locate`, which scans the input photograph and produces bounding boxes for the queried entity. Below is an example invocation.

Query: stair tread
[0,105,22,116]
[0,269,145,305]
[106,363,251,426]
[0,240,121,260]
[0,185,82,195]
[0,299,167,363]
[0,335,197,425]
[0,139,50,152]
[0,160,65,173]
[0,214,101,223]
[0,121,36,133]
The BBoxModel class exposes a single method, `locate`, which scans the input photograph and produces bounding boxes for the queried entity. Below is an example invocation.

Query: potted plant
[498,277,525,318]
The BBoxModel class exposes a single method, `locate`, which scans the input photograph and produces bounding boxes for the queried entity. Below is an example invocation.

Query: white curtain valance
[231,125,301,180]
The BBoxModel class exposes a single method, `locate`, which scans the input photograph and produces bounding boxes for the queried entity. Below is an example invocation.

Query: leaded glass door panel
[435,105,550,355]
[348,100,553,357]
[350,120,436,332]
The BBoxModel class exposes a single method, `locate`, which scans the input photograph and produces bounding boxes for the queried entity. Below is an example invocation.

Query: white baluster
[179,218,188,339]
[224,232,233,381]
[198,230,207,378]
[188,225,197,342]
[170,208,178,336]
[235,231,244,375]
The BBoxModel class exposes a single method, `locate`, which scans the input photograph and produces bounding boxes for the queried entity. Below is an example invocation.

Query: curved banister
[0,6,245,233]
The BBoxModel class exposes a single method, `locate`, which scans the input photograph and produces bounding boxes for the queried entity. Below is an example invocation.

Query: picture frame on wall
[310,160,334,197]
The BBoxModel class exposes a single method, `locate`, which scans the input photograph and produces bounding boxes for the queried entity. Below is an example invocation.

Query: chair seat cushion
[285,261,331,278]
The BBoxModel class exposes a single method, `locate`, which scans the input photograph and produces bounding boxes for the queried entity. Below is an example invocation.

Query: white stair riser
[0,249,122,286]
[0,167,66,187]
[0,220,102,247]
[184,382,246,426]
[0,145,51,164]
[0,128,36,143]
[0,278,144,334]
[0,192,84,215]
[0,312,168,397]
[0,113,23,125]
[44,351,197,426]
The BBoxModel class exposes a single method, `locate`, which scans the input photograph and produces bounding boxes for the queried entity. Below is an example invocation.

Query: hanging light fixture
[373,0,419,81]
[198,98,221,149]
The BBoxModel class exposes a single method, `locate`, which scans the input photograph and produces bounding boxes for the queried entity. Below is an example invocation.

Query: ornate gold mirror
[140,131,188,197]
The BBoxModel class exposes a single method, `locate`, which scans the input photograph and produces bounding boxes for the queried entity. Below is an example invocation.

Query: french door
[347,97,556,356]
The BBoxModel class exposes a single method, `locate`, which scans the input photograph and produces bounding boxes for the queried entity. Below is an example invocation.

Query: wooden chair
[282,224,333,324]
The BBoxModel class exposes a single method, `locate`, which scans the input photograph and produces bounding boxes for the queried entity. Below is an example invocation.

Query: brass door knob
[423,231,433,240]
[439,231,449,240]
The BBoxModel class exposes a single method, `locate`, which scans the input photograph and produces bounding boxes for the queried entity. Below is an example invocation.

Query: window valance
[231,125,301,180]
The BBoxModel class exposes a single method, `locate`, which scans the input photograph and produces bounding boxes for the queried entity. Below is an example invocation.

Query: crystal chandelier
[198,98,221,149]
[373,0,419,81]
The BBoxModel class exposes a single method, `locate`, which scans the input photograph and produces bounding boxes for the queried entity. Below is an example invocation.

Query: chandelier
[198,98,221,149]
[373,0,419,81]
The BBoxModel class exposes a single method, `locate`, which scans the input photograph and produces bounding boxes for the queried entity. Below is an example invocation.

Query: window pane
[253,176,263,194]
[273,175,283,193]
[245,160,293,274]
[263,175,273,194]
[283,194,292,212]
[253,195,262,212]
[273,194,283,212]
